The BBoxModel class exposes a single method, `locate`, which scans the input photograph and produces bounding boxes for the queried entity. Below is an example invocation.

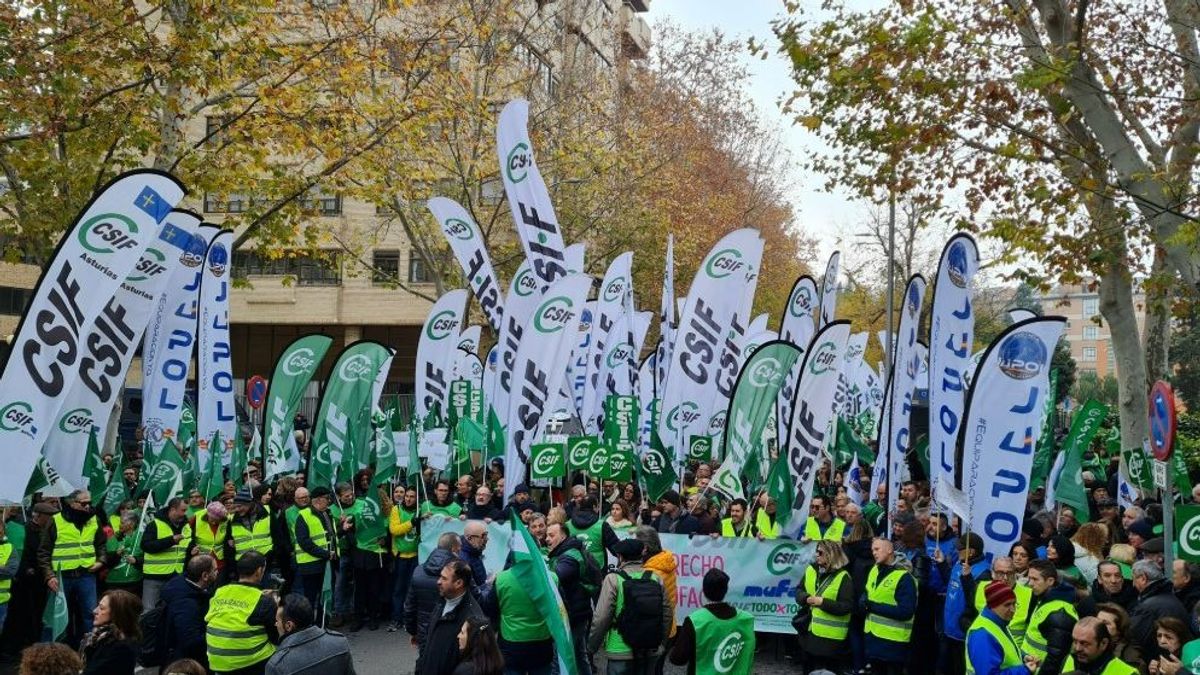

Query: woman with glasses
[795,540,854,674]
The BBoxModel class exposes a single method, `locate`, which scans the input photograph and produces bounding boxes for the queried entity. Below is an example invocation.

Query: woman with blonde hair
[1070,521,1108,583]
[796,540,854,673]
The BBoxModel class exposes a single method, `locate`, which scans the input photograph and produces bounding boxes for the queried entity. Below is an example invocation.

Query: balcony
[620,6,650,59]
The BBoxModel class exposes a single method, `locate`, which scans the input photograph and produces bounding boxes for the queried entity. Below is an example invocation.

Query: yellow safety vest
[295,507,332,565]
[720,517,753,538]
[205,583,275,671]
[194,519,228,561]
[965,611,1023,674]
[803,566,850,640]
[974,580,1033,649]
[1022,598,1078,662]
[755,510,781,539]
[51,513,98,572]
[0,542,12,604]
[1062,655,1139,674]
[804,517,846,541]
[143,518,192,576]
[231,514,272,556]
[864,565,914,643]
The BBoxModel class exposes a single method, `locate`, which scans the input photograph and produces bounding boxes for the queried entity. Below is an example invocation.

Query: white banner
[143,224,219,456]
[929,234,980,505]
[564,243,585,275]
[567,301,595,420]
[492,260,540,424]
[457,326,481,356]
[415,290,467,422]
[581,252,633,435]
[453,350,484,389]
[785,321,850,534]
[43,210,200,488]
[504,274,591,501]
[961,317,1066,557]
[818,250,841,328]
[835,332,869,420]
[659,229,763,464]
[655,233,675,391]
[777,275,818,451]
[592,308,652,431]
[497,99,567,287]
[637,353,656,456]
[884,275,927,530]
[197,230,236,467]
[429,197,505,333]
[0,170,184,501]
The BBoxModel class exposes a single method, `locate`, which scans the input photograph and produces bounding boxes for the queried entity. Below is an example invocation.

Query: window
[204,193,254,213]
[408,250,432,284]
[515,40,554,93]
[373,250,400,285]
[232,251,341,286]
[1082,346,1097,362]
[1083,325,1099,340]
[204,115,232,144]
[1083,297,1099,317]
[300,191,341,216]
[1107,348,1115,368]
[0,286,32,316]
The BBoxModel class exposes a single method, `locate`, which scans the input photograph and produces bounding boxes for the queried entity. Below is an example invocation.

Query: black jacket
[37,507,107,581]
[795,567,855,656]
[294,507,336,576]
[139,508,192,580]
[547,536,593,626]
[418,592,485,675]
[80,626,137,675]
[160,573,211,667]
[1091,577,1137,611]
[1033,582,1080,675]
[669,602,737,674]
[405,548,457,645]
[1176,579,1200,613]
[1130,578,1190,658]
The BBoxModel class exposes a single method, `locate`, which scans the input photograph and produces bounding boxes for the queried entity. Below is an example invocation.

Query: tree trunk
[1098,262,1149,453]
[1143,248,1173,385]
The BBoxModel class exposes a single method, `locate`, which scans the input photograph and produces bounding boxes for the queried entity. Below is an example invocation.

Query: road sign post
[1149,381,1178,571]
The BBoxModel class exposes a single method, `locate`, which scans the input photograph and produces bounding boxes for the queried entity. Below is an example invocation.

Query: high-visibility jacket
[973,580,1033,648]
[755,510,781,539]
[1061,655,1138,674]
[231,512,272,556]
[803,566,850,640]
[205,583,275,671]
[1022,598,1078,662]
[691,606,755,675]
[864,565,915,643]
[720,517,753,538]
[295,507,333,565]
[0,542,12,604]
[389,506,418,557]
[964,611,1023,674]
[51,513,99,572]
[804,517,846,541]
[194,518,229,561]
[143,518,192,576]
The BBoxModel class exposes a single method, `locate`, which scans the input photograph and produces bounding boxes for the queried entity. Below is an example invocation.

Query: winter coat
[588,561,673,660]
[925,535,959,595]
[405,547,457,645]
[860,561,917,664]
[568,511,620,556]
[1032,581,1080,675]
[80,625,137,675]
[458,538,487,588]
[643,549,679,638]
[965,607,1032,675]
[1175,578,1200,614]
[265,625,356,675]
[1091,577,1138,611]
[1130,578,1190,658]
[418,592,484,675]
[160,573,211,667]
[795,566,855,657]
[547,536,594,626]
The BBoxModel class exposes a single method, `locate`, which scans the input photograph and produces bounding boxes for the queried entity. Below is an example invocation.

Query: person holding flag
[230,488,274,570]
[37,489,108,646]
[193,502,232,578]
[388,485,420,633]
[294,486,338,616]
[139,496,194,612]
[102,513,143,597]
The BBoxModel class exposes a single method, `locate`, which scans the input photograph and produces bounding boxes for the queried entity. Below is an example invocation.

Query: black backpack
[136,599,168,667]
[614,570,665,653]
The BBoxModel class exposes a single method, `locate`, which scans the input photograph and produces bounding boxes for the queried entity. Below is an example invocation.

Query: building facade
[1038,282,1147,379]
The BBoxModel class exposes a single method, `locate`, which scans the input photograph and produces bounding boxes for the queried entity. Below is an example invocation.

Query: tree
[1170,301,1200,409]
[1073,371,1119,408]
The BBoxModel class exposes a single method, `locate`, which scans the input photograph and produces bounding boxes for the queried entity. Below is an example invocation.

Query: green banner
[309,341,393,490]
[1053,399,1109,520]
[82,428,108,498]
[200,431,224,500]
[1125,445,1154,491]
[148,439,186,505]
[687,436,712,462]
[1177,505,1200,563]
[264,334,334,478]
[640,430,678,502]
[721,341,803,490]
[765,452,793,518]
[530,442,566,480]
[567,436,599,473]
[448,380,472,428]
[100,451,128,514]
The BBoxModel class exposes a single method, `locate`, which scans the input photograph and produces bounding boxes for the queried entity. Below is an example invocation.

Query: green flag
[1173,446,1192,497]
[765,452,794,525]
[82,428,108,497]
[406,424,422,488]
[230,430,250,490]
[309,341,393,490]
[640,430,678,502]
[509,517,578,675]
[721,341,803,490]
[1031,369,1060,490]
[100,451,129,515]
[149,439,187,505]
[1053,399,1109,520]
[687,436,712,462]
[372,406,397,488]
[1124,444,1154,491]
[484,406,505,467]
[321,560,333,619]
[837,417,874,465]
[43,575,68,640]
[200,432,224,501]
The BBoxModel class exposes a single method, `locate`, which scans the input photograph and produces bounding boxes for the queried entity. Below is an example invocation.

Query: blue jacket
[861,563,918,664]
[965,608,1031,675]
[945,556,991,641]
[458,537,487,588]
[925,535,958,594]
[160,573,212,668]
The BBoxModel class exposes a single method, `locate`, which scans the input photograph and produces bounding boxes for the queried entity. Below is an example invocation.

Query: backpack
[614,570,665,653]
[136,599,168,667]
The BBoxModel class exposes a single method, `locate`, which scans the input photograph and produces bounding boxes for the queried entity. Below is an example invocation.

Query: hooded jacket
[405,547,457,645]
[1129,577,1190,658]
[458,536,487,588]
[643,549,679,638]
[265,625,356,675]
[547,536,594,626]
[568,510,620,556]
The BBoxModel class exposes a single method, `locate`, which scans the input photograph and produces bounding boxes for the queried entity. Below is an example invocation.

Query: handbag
[792,568,838,634]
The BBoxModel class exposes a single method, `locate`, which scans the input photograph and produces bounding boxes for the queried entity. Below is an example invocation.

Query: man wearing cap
[1126,519,1153,554]
[1023,560,1078,673]
[504,483,533,517]
[669,568,755,675]
[1063,616,1139,674]
[965,580,1037,674]
[293,486,338,617]
[231,487,274,571]
[1141,537,1166,568]
[653,490,698,535]
[139,495,194,611]
[862,537,918,675]
[971,557,1033,650]
[589,538,672,672]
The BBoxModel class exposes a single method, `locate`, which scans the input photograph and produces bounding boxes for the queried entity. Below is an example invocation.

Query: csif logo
[602,277,626,303]
[0,401,36,438]
[997,331,1047,381]
[790,286,813,317]
[533,296,575,334]
[206,242,229,277]
[425,310,459,341]
[748,357,783,387]
[506,142,532,183]
[706,411,727,437]
[587,444,609,475]
[642,446,668,474]
[606,343,633,369]
[1178,509,1200,558]
[766,541,807,576]
[533,445,562,474]
[947,240,970,288]
[705,248,745,279]
[444,218,474,241]
[283,347,318,377]
[78,213,140,255]
[808,341,839,375]
[338,353,376,383]
[126,247,168,283]
[666,401,700,432]
[610,450,629,474]
[514,268,538,297]
[568,438,593,467]
[58,407,93,434]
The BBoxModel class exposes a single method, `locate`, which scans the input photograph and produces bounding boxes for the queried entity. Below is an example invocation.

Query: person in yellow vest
[861,537,918,675]
[284,487,310,549]
[754,495,782,540]
[231,488,274,571]
[195,501,232,578]
[802,495,847,542]
[712,498,754,538]
[1062,616,1140,674]
[1024,559,1079,674]
[186,489,207,522]
[796,539,854,672]
[140,496,195,611]
[388,486,420,632]
[36,489,107,645]
[205,551,279,675]
[971,556,1034,651]
[293,486,337,621]
[668,567,755,674]
[965,580,1038,674]
[0,518,17,632]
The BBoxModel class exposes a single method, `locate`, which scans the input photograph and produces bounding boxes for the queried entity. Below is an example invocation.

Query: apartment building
[1038,283,1147,379]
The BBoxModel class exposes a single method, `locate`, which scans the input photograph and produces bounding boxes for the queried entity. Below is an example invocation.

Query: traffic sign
[246,375,268,409]
[1153,459,1169,490]
[1149,380,1177,461]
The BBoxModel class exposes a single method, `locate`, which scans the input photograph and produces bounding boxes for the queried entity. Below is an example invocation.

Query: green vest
[495,568,551,643]
[392,507,419,556]
[604,570,664,656]
[0,542,12,604]
[285,505,302,546]
[231,514,272,556]
[295,507,332,565]
[864,566,914,643]
[690,606,755,675]
[104,532,142,584]
[720,518,752,538]
[755,510,780,539]
[1023,598,1078,661]
[804,517,846,541]
[351,500,387,554]
[195,519,228,561]
[1061,655,1139,675]
[144,518,192,576]
[803,566,850,640]
[51,513,99,572]
[965,612,1023,674]
[567,518,606,569]
[974,581,1033,648]
[205,583,275,671]
[421,500,462,518]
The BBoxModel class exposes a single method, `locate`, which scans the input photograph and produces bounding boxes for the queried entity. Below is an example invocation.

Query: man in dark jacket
[160,554,217,668]
[458,520,489,588]
[138,497,194,611]
[566,497,620,569]
[1129,559,1190,657]
[653,490,699,535]
[266,594,355,675]
[294,486,338,613]
[404,533,461,650]
[1025,560,1078,675]
[1172,559,1200,611]
[37,490,108,646]
[418,559,484,675]
[1092,560,1137,610]
[546,523,594,675]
